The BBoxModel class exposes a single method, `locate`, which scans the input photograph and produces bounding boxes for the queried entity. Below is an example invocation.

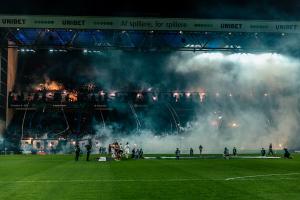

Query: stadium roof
[0,0,299,52]
[0,15,297,52]
[1,0,300,20]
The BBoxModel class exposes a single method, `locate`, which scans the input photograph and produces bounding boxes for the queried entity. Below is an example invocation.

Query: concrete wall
[0,49,5,135]
[6,47,18,128]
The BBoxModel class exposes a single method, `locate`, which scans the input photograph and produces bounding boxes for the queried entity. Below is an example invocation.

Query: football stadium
[0,1,300,199]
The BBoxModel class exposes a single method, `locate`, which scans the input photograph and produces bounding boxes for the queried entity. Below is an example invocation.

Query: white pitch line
[225,172,300,181]
[0,179,223,183]
[0,176,298,183]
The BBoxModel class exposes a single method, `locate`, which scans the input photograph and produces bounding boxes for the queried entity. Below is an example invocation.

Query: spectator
[233,147,237,156]
[190,148,194,156]
[268,143,274,156]
[283,148,291,159]
[199,145,203,154]
[85,143,92,161]
[75,144,80,161]
[175,148,180,160]
[261,148,266,156]
[224,147,229,159]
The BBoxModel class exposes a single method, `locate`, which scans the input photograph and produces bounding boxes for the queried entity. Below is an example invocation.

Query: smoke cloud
[89,52,300,153]
[16,51,300,153]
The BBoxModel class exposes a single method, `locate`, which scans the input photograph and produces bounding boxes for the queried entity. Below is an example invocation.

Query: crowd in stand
[8,90,109,105]
[8,89,219,106]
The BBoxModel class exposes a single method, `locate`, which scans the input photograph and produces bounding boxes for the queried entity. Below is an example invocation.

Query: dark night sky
[1,0,300,20]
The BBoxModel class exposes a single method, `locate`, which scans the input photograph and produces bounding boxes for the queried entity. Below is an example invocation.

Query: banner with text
[0,15,299,33]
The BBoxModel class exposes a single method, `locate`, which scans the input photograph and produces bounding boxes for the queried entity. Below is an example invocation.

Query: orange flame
[68,91,78,102]
[35,79,64,91]
[45,80,64,91]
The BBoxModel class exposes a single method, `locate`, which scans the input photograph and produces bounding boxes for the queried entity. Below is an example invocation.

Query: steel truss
[0,28,298,52]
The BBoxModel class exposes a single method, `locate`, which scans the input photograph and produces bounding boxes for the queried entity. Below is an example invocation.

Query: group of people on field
[223,147,237,159]
[108,142,141,160]
[176,145,204,159]
[260,143,291,159]
[74,141,292,161]
[75,142,91,161]
[74,141,143,161]
[175,143,292,160]
[188,145,203,156]
[108,142,123,160]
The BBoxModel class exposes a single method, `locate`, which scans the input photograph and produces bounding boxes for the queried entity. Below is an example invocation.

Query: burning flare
[35,77,64,91]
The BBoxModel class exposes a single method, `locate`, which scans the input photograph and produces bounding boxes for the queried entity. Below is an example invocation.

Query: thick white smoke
[92,52,300,153]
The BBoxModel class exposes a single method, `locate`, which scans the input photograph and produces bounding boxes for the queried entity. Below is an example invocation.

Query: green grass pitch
[0,154,299,200]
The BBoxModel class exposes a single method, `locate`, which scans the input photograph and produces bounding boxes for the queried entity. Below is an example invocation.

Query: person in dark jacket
[139,148,144,159]
[283,148,291,159]
[175,148,180,160]
[199,145,203,155]
[75,144,80,161]
[261,148,266,156]
[85,143,92,161]
[190,148,194,156]
[224,147,229,159]
[233,147,237,156]
[268,143,274,156]
[131,148,136,158]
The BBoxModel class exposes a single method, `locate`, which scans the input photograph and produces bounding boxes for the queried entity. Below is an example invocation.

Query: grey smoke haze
[89,52,300,153]
[18,51,300,153]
